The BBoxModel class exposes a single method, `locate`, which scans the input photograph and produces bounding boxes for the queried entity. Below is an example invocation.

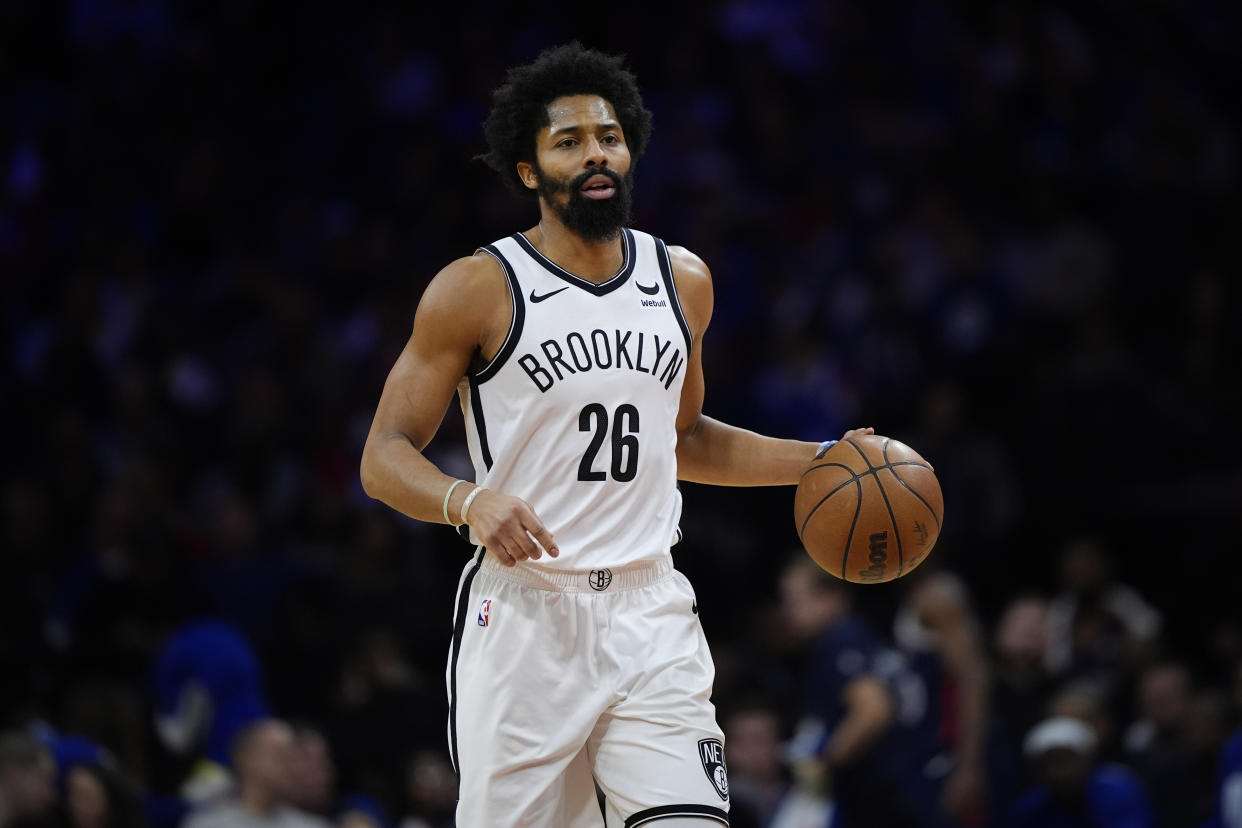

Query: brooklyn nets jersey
[457,228,691,569]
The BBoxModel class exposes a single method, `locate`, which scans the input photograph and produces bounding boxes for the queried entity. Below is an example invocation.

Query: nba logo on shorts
[477,599,491,627]
[697,738,729,801]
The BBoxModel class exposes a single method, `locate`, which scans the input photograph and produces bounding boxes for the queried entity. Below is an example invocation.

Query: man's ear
[516,161,538,191]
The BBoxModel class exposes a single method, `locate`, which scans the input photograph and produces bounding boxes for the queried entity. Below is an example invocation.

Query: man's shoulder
[1089,763,1153,811]
[657,241,712,335]
[181,801,247,828]
[436,249,507,283]
[663,243,710,280]
[273,805,334,828]
[180,802,332,828]
[418,251,508,315]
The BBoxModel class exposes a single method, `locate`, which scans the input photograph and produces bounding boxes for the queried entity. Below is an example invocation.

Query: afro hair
[479,42,653,197]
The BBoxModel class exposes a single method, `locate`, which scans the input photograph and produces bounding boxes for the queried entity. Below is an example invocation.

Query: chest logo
[636,281,660,295]
[530,286,570,303]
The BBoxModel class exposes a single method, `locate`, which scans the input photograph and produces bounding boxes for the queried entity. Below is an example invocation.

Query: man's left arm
[669,245,869,485]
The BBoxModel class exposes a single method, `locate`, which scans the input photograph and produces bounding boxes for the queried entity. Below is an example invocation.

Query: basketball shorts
[447,550,731,827]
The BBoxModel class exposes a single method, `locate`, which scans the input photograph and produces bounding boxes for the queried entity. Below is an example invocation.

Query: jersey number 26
[578,403,639,483]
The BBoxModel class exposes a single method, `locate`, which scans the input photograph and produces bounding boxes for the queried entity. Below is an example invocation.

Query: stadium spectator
[1048,679,1124,764]
[62,762,148,828]
[1207,727,1242,828]
[1012,716,1153,828]
[335,795,388,828]
[151,621,270,770]
[772,556,904,826]
[394,752,454,828]
[891,566,990,825]
[1044,539,1162,688]
[180,720,329,828]
[0,732,56,828]
[991,594,1056,784]
[286,726,335,819]
[1123,662,1215,828]
[720,700,788,828]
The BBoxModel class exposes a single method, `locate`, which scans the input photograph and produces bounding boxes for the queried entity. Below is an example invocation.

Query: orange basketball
[794,434,943,583]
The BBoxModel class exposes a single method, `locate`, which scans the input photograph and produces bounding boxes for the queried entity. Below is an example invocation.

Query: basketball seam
[798,470,859,541]
[884,454,941,532]
[844,437,904,578]
[838,477,863,581]
[801,460,929,478]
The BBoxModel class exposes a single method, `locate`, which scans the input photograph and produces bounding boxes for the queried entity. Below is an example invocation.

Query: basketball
[794,434,943,583]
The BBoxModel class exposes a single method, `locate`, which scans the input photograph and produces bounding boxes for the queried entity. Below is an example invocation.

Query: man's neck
[239,787,277,816]
[528,214,624,285]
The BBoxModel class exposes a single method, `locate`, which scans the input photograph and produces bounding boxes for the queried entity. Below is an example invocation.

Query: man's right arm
[823,675,895,768]
[360,255,488,523]
[359,254,557,565]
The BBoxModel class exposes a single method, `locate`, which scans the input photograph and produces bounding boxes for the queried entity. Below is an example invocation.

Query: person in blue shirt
[1205,727,1242,828]
[1012,716,1153,828]
[890,566,991,826]
[151,620,270,768]
[775,556,907,827]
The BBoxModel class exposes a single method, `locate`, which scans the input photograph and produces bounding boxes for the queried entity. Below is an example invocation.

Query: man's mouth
[580,173,617,200]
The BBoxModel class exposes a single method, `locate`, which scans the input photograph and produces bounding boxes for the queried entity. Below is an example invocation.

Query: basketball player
[360,43,871,827]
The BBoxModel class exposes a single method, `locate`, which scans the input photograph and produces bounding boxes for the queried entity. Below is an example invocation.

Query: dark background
[3,0,1240,822]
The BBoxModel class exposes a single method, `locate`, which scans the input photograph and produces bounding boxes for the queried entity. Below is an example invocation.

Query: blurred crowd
[2,1,1240,826]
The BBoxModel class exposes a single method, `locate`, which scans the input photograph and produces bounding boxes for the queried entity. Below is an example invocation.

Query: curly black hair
[479,42,654,197]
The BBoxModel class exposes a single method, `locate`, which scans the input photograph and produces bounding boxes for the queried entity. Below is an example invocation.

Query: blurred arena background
[2,1,1240,826]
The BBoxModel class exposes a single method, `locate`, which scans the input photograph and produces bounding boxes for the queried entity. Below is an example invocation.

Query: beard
[535,164,634,243]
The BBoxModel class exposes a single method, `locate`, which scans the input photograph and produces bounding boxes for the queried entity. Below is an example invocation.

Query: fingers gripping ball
[794,434,943,583]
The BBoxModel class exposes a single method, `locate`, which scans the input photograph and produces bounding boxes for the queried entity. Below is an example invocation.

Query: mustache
[569,167,624,190]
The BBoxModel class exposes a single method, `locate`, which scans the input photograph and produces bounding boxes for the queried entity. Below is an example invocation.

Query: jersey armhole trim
[472,245,526,383]
[655,238,693,356]
[466,374,494,471]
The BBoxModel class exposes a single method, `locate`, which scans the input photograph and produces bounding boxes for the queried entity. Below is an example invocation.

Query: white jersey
[457,228,691,569]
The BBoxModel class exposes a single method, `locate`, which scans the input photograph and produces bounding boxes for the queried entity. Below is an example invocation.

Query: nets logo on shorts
[477,598,491,627]
[697,738,729,801]
[588,569,613,591]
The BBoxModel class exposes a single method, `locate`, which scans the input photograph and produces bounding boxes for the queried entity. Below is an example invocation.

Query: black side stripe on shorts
[625,804,729,827]
[448,548,485,776]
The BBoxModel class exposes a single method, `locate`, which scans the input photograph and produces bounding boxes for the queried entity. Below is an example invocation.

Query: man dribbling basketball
[360,43,870,827]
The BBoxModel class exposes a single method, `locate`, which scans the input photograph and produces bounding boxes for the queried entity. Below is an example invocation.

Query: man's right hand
[466,490,559,566]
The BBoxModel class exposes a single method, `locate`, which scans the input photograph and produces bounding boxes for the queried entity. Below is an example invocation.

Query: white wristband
[460,486,486,525]
[442,479,467,526]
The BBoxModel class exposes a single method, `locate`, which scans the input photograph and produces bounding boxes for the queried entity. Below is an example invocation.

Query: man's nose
[584,136,607,167]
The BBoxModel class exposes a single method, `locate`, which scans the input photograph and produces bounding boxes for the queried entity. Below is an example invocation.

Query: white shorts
[446,550,731,827]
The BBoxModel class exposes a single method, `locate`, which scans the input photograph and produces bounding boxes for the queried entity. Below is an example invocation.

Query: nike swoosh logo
[636,281,660,295]
[529,286,570,303]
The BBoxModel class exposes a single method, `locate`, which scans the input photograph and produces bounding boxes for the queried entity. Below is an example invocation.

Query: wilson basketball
[794,434,943,583]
